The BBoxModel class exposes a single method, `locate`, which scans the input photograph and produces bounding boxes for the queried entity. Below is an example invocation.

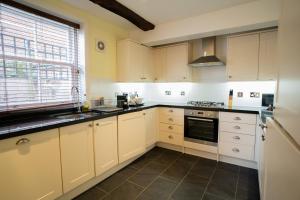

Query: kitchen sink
[53,112,97,120]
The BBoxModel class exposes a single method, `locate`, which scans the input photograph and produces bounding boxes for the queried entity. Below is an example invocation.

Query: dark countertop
[0,102,263,140]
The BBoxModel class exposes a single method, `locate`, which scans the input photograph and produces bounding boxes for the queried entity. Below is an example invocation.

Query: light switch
[165,91,171,95]
[237,92,243,97]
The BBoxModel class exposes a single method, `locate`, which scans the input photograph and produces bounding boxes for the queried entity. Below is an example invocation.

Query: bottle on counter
[228,89,233,108]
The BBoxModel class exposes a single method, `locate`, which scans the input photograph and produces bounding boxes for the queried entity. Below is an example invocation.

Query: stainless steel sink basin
[54,112,96,120]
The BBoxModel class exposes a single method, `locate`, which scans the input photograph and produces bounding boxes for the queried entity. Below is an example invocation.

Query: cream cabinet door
[142,46,154,81]
[117,39,154,82]
[153,47,167,81]
[118,111,146,163]
[0,129,62,200]
[60,122,95,193]
[227,33,259,81]
[258,31,278,80]
[165,43,191,82]
[144,108,158,147]
[94,117,118,176]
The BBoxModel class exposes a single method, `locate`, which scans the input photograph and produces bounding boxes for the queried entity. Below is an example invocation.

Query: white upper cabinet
[258,30,278,80]
[118,111,146,163]
[60,122,95,193]
[94,117,118,176]
[117,39,154,82]
[153,43,191,82]
[0,129,62,200]
[227,33,260,81]
[227,30,278,81]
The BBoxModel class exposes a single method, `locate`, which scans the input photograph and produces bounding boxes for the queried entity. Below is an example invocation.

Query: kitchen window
[0,1,81,112]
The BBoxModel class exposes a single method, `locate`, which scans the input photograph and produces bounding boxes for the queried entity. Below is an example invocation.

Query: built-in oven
[184,109,219,144]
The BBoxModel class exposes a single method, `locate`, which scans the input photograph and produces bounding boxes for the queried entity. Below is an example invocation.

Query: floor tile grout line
[167,158,200,200]
[200,162,218,200]
[127,179,147,189]
[98,148,166,199]
[134,151,183,200]
[94,186,108,194]
[234,166,241,200]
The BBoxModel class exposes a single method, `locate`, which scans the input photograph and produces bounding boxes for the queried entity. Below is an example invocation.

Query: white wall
[104,81,276,107]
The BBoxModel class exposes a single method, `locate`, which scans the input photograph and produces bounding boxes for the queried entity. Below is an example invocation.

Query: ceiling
[64,0,257,30]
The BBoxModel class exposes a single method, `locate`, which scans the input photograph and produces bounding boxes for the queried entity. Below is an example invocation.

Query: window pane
[0,4,80,112]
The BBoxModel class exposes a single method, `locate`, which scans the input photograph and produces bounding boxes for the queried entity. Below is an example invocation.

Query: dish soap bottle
[82,101,90,112]
[228,89,233,108]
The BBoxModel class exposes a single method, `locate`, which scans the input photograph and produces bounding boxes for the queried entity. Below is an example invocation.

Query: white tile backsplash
[92,81,276,107]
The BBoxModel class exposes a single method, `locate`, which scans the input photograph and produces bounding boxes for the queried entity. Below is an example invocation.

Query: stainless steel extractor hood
[189,37,224,67]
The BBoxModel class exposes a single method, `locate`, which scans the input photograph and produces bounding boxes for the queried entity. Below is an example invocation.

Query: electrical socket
[180,91,185,96]
[250,92,260,98]
[165,91,171,95]
[237,92,243,97]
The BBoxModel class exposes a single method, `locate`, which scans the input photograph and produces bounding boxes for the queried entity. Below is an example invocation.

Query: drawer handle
[168,126,173,130]
[169,109,173,113]
[89,124,93,127]
[232,148,240,153]
[234,125,241,129]
[233,136,240,140]
[234,117,241,121]
[95,123,99,126]
[168,118,173,122]
[168,135,173,139]
[16,138,30,145]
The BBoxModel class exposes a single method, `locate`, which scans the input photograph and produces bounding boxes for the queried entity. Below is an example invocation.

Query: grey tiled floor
[74,147,260,200]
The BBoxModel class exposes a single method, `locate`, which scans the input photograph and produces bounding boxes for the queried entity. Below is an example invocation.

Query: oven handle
[186,117,214,122]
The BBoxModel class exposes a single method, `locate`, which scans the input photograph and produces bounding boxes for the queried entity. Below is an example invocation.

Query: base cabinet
[60,122,95,193]
[94,117,118,176]
[118,112,146,163]
[144,108,158,147]
[0,129,62,200]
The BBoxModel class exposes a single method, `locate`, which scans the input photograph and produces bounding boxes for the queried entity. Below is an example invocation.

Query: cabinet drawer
[160,114,183,125]
[219,131,255,146]
[159,123,183,134]
[220,112,257,124]
[159,132,183,146]
[220,122,256,135]
[159,107,184,117]
[219,142,254,160]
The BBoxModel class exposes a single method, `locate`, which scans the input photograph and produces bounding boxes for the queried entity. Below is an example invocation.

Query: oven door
[184,116,218,143]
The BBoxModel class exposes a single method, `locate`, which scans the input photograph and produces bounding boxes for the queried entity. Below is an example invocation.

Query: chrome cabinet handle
[169,109,173,113]
[233,136,240,140]
[234,125,241,129]
[95,123,99,126]
[261,135,265,141]
[143,113,146,116]
[232,148,240,153]
[168,126,173,130]
[234,117,241,121]
[168,118,173,122]
[16,138,30,145]
[89,124,93,127]
[168,135,173,139]
[228,75,232,79]
[259,124,267,129]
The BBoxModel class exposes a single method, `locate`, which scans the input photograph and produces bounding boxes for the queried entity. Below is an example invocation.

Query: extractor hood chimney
[189,36,224,67]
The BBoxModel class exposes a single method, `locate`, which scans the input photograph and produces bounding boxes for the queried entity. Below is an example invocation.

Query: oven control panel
[184,109,219,119]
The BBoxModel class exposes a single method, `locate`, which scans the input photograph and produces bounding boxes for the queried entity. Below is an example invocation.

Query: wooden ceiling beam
[90,0,155,31]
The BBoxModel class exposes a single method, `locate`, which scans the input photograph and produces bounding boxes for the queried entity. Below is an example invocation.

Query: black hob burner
[187,101,225,108]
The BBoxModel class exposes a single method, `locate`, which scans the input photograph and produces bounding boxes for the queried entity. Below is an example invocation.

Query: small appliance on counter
[228,89,233,107]
[128,92,144,107]
[117,94,129,109]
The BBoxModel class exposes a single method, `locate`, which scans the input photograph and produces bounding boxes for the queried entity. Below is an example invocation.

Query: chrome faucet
[71,86,81,113]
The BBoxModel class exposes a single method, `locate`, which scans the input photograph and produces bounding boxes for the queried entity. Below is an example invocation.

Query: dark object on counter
[129,103,144,107]
[262,94,274,110]
[117,94,129,109]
